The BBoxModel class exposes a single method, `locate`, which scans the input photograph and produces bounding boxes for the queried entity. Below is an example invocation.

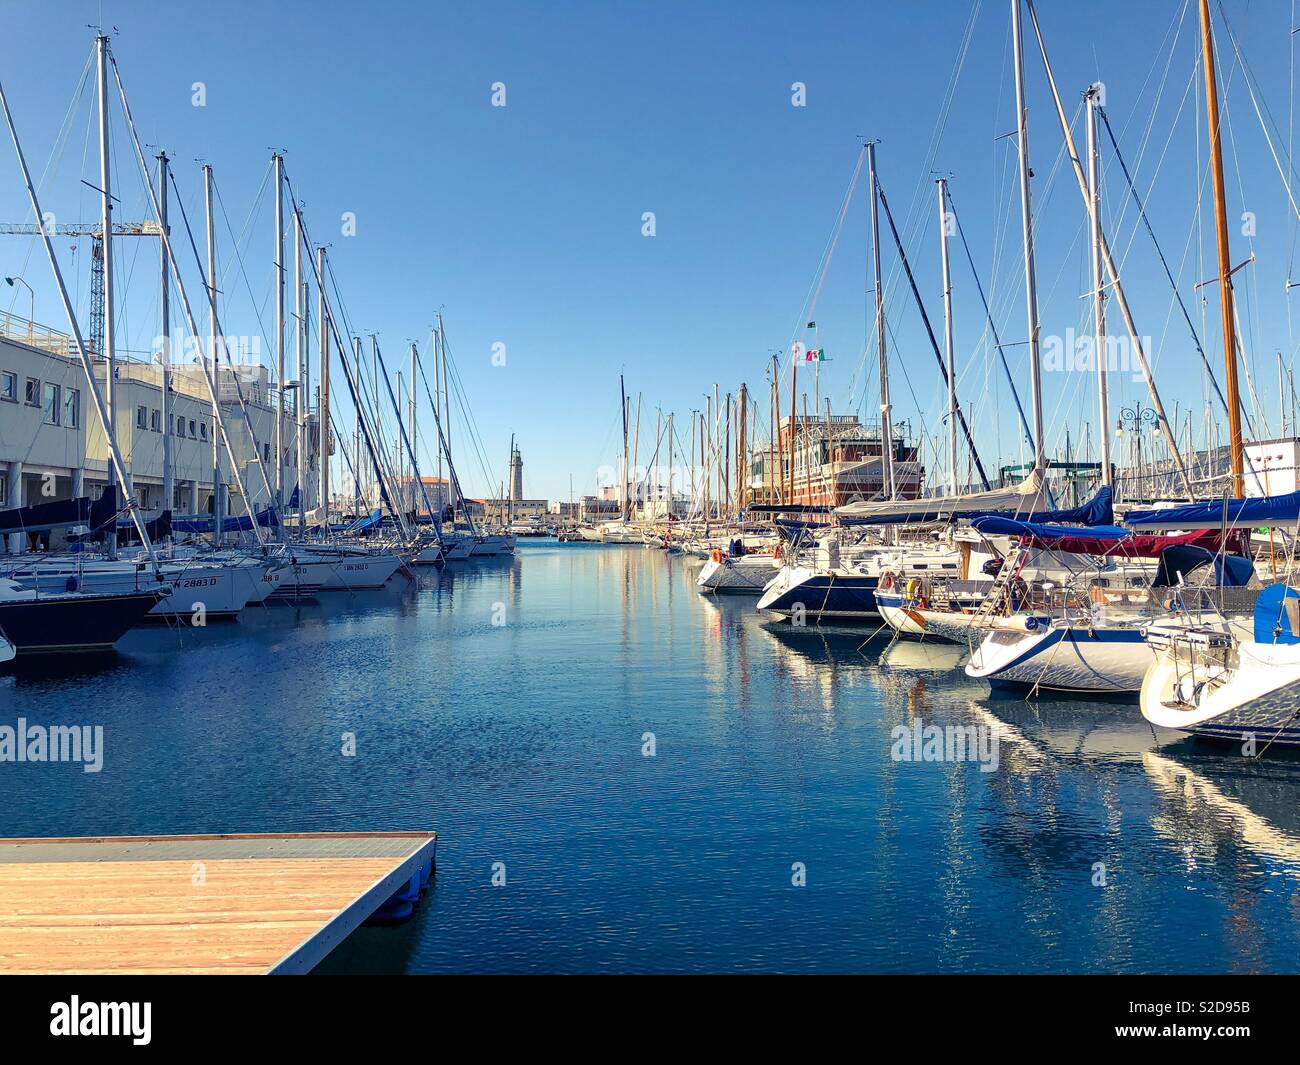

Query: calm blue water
[3,541,1300,973]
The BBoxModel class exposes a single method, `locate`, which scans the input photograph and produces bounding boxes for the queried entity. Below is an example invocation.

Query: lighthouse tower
[509,444,524,502]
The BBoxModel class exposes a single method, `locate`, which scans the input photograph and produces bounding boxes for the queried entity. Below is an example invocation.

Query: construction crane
[0,220,163,355]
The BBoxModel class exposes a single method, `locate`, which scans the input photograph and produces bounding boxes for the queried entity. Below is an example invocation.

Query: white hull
[966,618,1153,693]
[319,552,402,591]
[1141,637,1300,745]
[411,543,446,565]
[152,566,255,618]
[470,535,516,556]
[441,536,476,561]
[4,560,255,619]
[696,555,777,594]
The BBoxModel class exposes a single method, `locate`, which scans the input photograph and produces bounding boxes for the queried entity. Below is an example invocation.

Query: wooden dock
[0,831,437,975]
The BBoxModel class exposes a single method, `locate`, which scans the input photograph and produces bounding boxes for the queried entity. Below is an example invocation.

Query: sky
[2,0,1300,503]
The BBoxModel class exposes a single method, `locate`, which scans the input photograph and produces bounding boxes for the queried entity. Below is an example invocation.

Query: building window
[200,422,208,441]
[189,419,196,437]
[136,405,148,429]
[24,377,39,406]
[263,443,270,463]
[150,409,161,432]
[64,387,79,428]
[42,382,60,425]
[1,371,15,402]
[176,416,185,436]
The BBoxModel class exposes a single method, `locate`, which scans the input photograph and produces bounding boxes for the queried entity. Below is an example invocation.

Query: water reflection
[5,542,1300,972]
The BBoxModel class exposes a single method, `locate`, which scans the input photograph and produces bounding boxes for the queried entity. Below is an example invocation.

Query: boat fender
[905,578,919,601]
[1024,616,1038,631]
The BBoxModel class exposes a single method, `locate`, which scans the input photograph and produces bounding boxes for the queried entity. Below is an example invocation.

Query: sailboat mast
[1024,0,1193,499]
[273,151,285,518]
[1011,0,1046,478]
[1085,86,1113,488]
[867,141,896,499]
[0,52,158,564]
[317,246,329,524]
[158,150,173,532]
[410,341,418,515]
[788,359,797,504]
[203,164,223,546]
[737,383,747,511]
[937,177,959,495]
[97,34,119,559]
[619,374,629,521]
[294,208,307,530]
[1199,0,1245,497]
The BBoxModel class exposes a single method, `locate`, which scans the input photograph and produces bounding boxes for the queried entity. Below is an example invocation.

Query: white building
[1,316,319,552]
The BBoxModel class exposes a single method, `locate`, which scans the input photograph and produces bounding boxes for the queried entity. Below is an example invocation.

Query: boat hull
[0,589,164,656]
[696,557,775,595]
[875,591,987,643]
[756,566,880,620]
[966,620,1152,693]
[1141,641,1300,745]
[319,553,401,591]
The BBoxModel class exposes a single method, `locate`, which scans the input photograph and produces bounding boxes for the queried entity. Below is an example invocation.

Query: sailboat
[1139,493,1300,743]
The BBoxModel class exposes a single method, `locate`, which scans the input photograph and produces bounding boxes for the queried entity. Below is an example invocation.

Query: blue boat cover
[328,508,382,533]
[0,485,120,535]
[1253,584,1300,644]
[970,516,1130,541]
[173,507,281,534]
[1153,546,1255,589]
[1034,485,1113,526]
[1127,490,1300,530]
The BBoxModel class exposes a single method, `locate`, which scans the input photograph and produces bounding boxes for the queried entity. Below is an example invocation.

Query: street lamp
[4,275,34,340]
[1117,402,1158,500]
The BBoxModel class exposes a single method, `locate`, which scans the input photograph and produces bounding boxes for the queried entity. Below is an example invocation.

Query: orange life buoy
[711,549,723,563]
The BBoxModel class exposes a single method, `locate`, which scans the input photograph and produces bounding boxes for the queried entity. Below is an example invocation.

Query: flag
[806,320,816,328]
[804,348,826,362]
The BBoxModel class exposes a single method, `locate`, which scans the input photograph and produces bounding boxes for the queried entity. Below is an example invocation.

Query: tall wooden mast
[1199,0,1245,496]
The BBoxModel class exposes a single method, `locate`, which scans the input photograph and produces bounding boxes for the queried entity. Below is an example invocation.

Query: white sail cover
[833,470,1050,524]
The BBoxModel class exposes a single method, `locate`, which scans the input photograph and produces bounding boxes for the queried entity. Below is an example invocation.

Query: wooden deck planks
[0,832,436,975]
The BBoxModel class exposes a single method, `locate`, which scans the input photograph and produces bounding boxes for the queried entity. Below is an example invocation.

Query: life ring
[880,571,896,591]
[711,549,723,563]
[772,545,781,558]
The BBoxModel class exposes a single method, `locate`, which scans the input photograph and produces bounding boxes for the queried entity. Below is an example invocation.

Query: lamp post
[4,275,34,340]
[1117,402,1159,502]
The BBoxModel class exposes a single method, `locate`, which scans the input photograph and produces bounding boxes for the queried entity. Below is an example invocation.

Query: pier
[0,831,437,974]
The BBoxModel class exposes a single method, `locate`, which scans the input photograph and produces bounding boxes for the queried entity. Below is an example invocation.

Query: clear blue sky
[3,0,1299,501]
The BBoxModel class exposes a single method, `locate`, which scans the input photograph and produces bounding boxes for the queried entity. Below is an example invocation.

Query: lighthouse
[509,443,524,502]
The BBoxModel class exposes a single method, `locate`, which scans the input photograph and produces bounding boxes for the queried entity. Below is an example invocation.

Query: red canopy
[1023,528,1229,559]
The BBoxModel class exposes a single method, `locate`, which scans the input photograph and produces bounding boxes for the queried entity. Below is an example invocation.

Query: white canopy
[833,470,1050,524]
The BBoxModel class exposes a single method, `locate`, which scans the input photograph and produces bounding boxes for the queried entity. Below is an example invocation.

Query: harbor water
[3,541,1299,973]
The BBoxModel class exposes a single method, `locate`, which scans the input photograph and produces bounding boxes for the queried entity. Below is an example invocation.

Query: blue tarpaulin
[328,508,382,534]
[173,507,281,534]
[1254,584,1300,644]
[970,515,1130,541]
[1152,546,1255,589]
[1126,490,1300,530]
